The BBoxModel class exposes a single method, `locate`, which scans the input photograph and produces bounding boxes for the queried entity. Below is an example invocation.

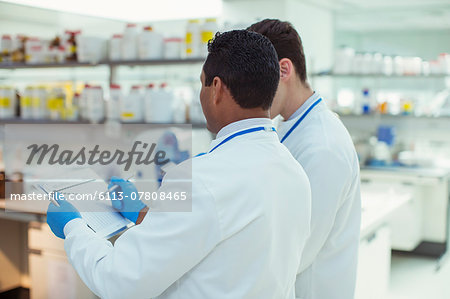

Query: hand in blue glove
[47,193,81,239]
[108,176,147,223]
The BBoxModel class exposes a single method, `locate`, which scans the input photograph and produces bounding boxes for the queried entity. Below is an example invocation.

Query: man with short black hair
[249,19,361,299]
[47,30,312,299]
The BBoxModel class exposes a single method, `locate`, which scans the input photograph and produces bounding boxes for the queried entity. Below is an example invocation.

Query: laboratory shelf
[0,58,205,70]
[0,118,207,128]
[310,72,449,78]
[336,113,450,120]
[0,118,90,124]
[0,61,105,69]
[109,58,205,67]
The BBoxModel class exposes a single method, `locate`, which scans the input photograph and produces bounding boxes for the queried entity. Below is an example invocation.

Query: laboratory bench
[1,183,413,299]
[0,200,97,298]
[356,181,413,298]
[361,166,450,261]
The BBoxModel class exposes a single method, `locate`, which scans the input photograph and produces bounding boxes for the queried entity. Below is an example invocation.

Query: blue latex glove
[108,176,146,223]
[47,193,82,239]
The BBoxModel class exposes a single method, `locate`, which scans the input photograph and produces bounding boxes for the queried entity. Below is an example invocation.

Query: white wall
[222,0,335,73]
[286,0,334,73]
[222,0,288,28]
[336,29,450,60]
[0,2,127,38]
[221,0,335,97]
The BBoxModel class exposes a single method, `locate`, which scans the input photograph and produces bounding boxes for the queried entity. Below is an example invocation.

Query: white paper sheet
[40,168,132,238]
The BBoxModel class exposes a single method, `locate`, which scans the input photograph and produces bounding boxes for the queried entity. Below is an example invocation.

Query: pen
[107,175,135,193]
[37,184,61,207]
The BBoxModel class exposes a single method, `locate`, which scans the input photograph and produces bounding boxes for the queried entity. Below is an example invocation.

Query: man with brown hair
[248,19,361,299]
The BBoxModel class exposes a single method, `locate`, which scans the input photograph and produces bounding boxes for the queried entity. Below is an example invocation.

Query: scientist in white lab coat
[249,20,362,299]
[46,30,312,299]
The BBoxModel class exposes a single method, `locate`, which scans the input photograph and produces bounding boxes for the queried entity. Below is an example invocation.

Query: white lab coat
[63,118,312,299]
[277,95,361,299]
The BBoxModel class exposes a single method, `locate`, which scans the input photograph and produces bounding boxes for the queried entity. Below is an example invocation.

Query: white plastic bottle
[86,85,104,123]
[109,34,123,61]
[362,53,373,75]
[121,85,144,122]
[21,86,34,119]
[382,56,393,76]
[47,87,65,121]
[144,83,156,123]
[79,84,91,120]
[108,84,122,121]
[138,26,163,60]
[147,83,173,123]
[333,46,355,75]
[25,37,44,64]
[185,20,201,58]
[121,24,138,60]
[352,53,364,74]
[164,38,182,59]
[32,86,47,120]
[189,90,206,124]
[200,18,218,57]
[393,56,404,76]
[65,92,80,121]
[0,86,16,119]
[438,53,450,75]
[173,97,187,124]
[372,52,383,74]
[1,35,13,63]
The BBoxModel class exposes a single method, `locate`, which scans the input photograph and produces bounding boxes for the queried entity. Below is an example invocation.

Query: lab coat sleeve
[64,168,222,299]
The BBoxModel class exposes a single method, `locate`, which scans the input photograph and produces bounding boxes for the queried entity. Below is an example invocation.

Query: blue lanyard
[195,126,276,157]
[280,98,322,143]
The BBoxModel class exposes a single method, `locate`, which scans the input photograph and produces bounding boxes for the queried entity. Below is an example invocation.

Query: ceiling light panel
[1,0,223,22]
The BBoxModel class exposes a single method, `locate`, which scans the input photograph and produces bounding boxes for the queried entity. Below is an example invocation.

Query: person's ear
[212,76,223,105]
[279,58,293,81]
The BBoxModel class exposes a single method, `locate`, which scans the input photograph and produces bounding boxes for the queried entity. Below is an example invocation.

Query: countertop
[360,182,413,238]
[0,198,46,222]
[2,182,412,241]
[362,166,450,179]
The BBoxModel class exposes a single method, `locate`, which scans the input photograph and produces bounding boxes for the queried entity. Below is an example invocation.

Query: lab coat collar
[287,92,321,121]
[209,118,274,152]
[277,93,325,140]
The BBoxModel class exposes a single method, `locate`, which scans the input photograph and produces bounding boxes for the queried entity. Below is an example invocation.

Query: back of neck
[220,109,270,130]
[281,83,314,120]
